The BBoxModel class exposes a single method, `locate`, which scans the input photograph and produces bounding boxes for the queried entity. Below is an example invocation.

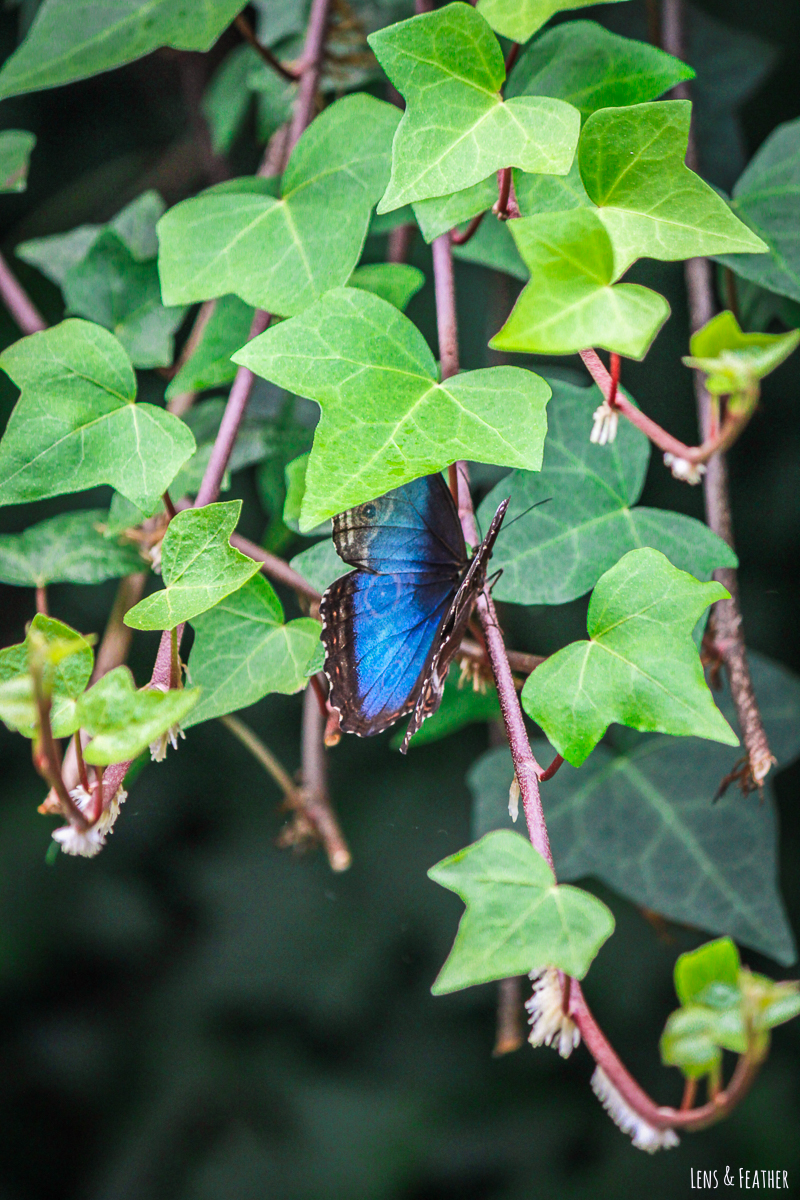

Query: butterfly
[320,473,509,753]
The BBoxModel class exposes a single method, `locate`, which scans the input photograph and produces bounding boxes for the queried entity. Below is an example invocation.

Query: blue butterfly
[320,473,508,753]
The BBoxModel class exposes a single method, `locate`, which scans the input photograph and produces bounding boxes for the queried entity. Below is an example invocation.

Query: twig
[538,754,564,782]
[220,713,300,797]
[493,976,525,1055]
[234,13,301,82]
[35,585,48,615]
[230,531,323,604]
[32,671,88,829]
[660,0,773,787]
[300,688,352,871]
[493,167,512,219]
[459,638,545,678]
[450,210,486,246]
[431,234,459,381]
[287,0,334,152]
[387,223,416,263]
[0,248,46,335]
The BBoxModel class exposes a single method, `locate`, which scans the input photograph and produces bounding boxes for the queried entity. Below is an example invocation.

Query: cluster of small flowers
[525,968,580,1059]
[50,785,127,858]
[591,1066,679,1153]
[590,400,619,446]
[663,452,706,485]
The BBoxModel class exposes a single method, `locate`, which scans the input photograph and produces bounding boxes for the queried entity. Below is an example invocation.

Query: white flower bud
[526,968,580,1058]
[663,452,706,485]
[590,402,619,446]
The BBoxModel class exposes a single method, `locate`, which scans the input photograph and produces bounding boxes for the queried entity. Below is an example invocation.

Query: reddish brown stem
[493,976,525,1056]
[450,210,486,246]
[539,754,564,783]
[431,234,459,380]
[494,167,512,219]
[287,0,333,152]
[162,490,177,520]
[387,223,415,263]
[309,672,329,718]
[0,249,46,335]
[230,532,323,604]
[35,585,48,615]
[234,13,301,82]
[73,731,90,793]
[301,687,352,871]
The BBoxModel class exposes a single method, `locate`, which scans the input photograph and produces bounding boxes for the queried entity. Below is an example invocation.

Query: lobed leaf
[370,4,579,213]
[521,548,738,765]
[428,830,615,992]
[202,44,257,155]
[476,0,630,44]
[683,310,800,395]
[184,575,321,727]
[0,129,36,192]
[0,510,143,588]
[77,666,200,765]
[157,94,401,316]
[674,938,741,1008]
[166,295,255,400]
[0,319,195,514]
[348,263,425,311]
[234,287,552,530]
[478,379,736,605]
[0,615,93,738]
[452,212,529,280]
[412,178,497,244]
[124,500,261,631]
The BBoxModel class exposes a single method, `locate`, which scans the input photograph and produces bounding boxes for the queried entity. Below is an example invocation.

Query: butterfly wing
[321,569,458,735]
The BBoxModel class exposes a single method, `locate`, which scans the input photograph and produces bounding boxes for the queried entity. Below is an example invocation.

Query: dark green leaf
[202,44,256,155]
[289,539,346,594]
[0,129,36,192]
[166,295,255,401]
[413,178,496,244]
[0,509,143,587]
[451,213,529,281]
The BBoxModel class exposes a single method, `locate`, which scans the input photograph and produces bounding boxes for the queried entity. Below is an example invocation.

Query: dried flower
[51,820,105,858]
[663,452,706,485]
[96,787,127,837]
[526,968,580,1058]
[590,401,619,446]
[591,1066,679,1153]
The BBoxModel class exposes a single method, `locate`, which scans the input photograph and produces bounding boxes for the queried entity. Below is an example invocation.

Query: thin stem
[221,713,298,796]
[493,976,525,1056]
[450,210,486,246]
[35,584,48,615]
[432,234,459,380]
[539,754,564,783]
[301,688,352,872]
[73,731,90,794]
[0,249,46,335]
[387,223,415,264]
[169,626,180,690]
[680,1076,698,1111]
[287,0,333,152]
[230,531,323,604]
[494,167,512,219]
[234,13,301,82]
[162,490,177,520]
[504,42,521,77]
[459,638,545,678]
[32,676,87,830]
[309,672,329,719]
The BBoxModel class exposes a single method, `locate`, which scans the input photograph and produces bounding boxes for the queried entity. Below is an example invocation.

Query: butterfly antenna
[501,496,552,534]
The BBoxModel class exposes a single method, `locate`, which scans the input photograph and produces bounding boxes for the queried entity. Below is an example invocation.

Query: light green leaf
[0,0,248,99]
[0,319,196,514]
[580,102,767,277]
[476,0,630,44]
[479,379,736,605]
[428,829,615,992]
[0,510,143,587]
[0,129,36,191]
[715,117,800,304]
[412,178,497,244]
[521,548,738,765]
[506,21,693,118]
[63,230,186,369]
[202,43,256,155]
[391,664,500,750]
[370,4,580,213]
[289,539,346,595]
[683,310,800,395]
[282,452,330,536]
[674,938,740,1007]
[452,212,529,281]
[157,94,401,315]
[513,156,591,217]
[184,575,321,727]
[123,500,261,631]
[77,666,200,765]
[248,57,296,144]
[348,263,425,311]
[490,209,670,359]
[166,295,255,400]
[233,287,552,530]
[660,1006,723,1079]
[0,614,93,738]
[471,650,800,963]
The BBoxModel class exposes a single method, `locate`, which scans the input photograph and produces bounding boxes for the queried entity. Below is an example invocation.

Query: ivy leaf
[476,0,629,44]
[521,548,738,765]
[0,129,36,192]
[247,56,296,144]
[166,295,254,401]
[0,615,93,738]
[0,510,143,588]
[470,650,800,963]
[202,44,257,155]
[63,230,186,369]
[428,830,615,992]
[674,938,741,1007]
[0,0,248,99]
[76,666,200,766]
[290,539,346,595]
[413,178,497,244]
[580,101,767,277]
[478,378,736,605]
[507,21,693,119]
[715,116,800,304]
[490,209,670,359]
[513,157,591,217]
[123,501,261,632]
[157,94,401,316]
[683,310,800,396]
[452,213,528,281]
[391,665,501,750]
[0,319,196,514]
[370,4,580,213]
[282,453,330,536]
[348,263,425,311]
[233,287,551,530]
[184,575,320,727]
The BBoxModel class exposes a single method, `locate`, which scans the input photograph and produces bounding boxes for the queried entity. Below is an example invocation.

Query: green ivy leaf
[391,665,501,750]
[521,548,738,765]
[63,230,186,369]
[660,1006,725,1078]
[0,510,143,588]
[674,938,741,1007]
[348,263,425,311]
[478,379,737,605]
[157,94,401,315]
[282,453,330,536]
[715,117,800,304]
[0,614,93,738]
[233,287,552,530]
[476,0,629,43]
[451,213,529,281]
[0,319,195,514]
[184,575,320,727]
[166,295,254,401]
[77,666,200,765]
[579,102,767,277]
[490,209,670,359]
[247,56,296,144]
[124,500,261,631]
[413,178,497,244]
[471,648,800,964]
[289,539,346,595]
[683,310,800,395]
[506,21,694,118]
[0,129,36,191]
[513,157,591,217]
[370,4,579,213]
[428,829,615,992]
[202,44,257,155]
[0,0,248,99]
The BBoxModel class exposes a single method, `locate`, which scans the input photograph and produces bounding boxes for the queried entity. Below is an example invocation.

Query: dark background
[1,2,799,1196]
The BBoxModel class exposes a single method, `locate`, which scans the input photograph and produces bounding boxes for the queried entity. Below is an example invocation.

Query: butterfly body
[319,474,508,752]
